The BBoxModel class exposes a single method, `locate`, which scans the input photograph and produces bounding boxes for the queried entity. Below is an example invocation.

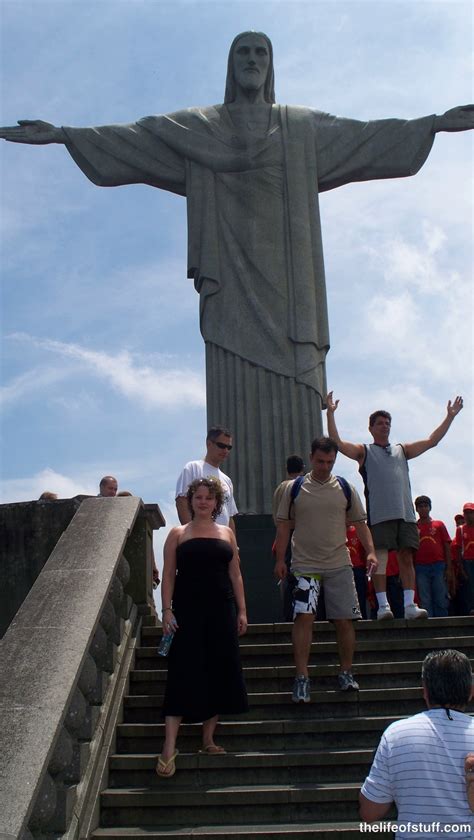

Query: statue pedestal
[235,514,282,623]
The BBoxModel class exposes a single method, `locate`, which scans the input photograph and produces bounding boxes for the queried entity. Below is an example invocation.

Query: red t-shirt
[457,524,474,560]
[346,525,366,569]
[386,550,399,577]
[415,519,451,565]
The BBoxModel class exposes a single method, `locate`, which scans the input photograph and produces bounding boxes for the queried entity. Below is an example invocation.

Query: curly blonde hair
[186,477,225,520]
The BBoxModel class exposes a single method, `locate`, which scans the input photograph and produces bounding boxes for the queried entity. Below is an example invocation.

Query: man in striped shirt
[359,649,474,837]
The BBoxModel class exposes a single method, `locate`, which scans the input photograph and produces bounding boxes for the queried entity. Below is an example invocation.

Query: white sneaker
[404,603,428,620]
[377,604,394,621]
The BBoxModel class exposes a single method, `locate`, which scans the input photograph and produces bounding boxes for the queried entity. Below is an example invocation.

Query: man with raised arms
[326,393,463,620]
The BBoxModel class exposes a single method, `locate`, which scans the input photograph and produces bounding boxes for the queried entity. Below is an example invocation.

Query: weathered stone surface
[0,498,82,636]
[236,514,281,623]
[78,654,98,702]
[0,497,141,839]
[28,772,56,830]
[48,782,77,833]
[64,688,87,735]
[99,598,116,634]
[117,555,131,587]
[90,624,109,670]
[48,727,73,776]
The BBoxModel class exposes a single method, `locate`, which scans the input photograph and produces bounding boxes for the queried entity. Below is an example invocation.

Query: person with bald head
[99,476,118,497]
[1,32,472,514]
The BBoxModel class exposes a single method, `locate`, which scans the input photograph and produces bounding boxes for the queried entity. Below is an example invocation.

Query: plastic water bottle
[158,632,174,657]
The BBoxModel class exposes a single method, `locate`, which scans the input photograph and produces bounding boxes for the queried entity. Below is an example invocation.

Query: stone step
[99,782,365,826]
[140,616,474,646]
[123,686,430,724]
[128,658,449,694]
[134,634,474,669]
[116,714,403,754]
[108,748,373,788]
[91,820,382,838]
[103,618,471,838]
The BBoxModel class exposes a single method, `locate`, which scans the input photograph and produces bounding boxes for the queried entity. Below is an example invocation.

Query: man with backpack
[274,437,378,702]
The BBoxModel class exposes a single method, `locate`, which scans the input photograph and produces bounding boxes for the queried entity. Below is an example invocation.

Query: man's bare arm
[273,520,291,579]
[359,792,393,821]
[325,391,365,463]
[404,396,463,460]
[0,120,66,144]
[175,495,191,525]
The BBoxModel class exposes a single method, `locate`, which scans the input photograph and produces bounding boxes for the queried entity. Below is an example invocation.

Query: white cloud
[6,333,206,410]
[0,467,96,503]
[0,367,69,409]
[363,220,462,296]
[325,217,472,384]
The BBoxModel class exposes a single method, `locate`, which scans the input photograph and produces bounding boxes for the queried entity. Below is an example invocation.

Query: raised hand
[447,396,464,418]
[434,105,474,133]
[0,120,64,144]
[325,391,339,413]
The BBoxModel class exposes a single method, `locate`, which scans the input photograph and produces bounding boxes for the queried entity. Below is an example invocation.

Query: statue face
[232,33,270,95]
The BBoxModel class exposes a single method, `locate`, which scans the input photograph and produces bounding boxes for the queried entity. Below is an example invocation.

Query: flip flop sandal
[199,744,227,754]
[156,749,178,777]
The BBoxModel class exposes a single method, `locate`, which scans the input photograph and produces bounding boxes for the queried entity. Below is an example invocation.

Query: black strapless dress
[162,537,249,723]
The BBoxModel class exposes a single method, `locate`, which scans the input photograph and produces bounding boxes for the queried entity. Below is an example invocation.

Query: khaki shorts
[370,519,419,552]
[293,565,361,621]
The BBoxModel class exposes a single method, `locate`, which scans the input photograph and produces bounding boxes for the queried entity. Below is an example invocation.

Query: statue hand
[447,395,463,418]
[0,120,64,144]
[325,391,339,413]
[434,105,474,133]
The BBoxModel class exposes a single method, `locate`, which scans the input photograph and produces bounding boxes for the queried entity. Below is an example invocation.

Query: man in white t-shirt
[175,425,238,533]
[360,648,474,837]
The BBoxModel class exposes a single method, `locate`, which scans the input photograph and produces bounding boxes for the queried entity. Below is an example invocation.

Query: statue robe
[63,106,435,513]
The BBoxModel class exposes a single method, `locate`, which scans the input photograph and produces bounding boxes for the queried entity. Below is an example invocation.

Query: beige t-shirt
[272,478,294,526]
[276,473,366,574]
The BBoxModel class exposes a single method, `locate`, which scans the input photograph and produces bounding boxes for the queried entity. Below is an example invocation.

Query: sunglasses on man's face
[214,441,233,451]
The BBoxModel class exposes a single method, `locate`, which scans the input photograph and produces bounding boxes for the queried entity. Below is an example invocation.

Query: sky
[1,0,473,603]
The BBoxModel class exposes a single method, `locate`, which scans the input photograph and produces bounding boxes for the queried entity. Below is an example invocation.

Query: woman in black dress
[157,476,248,778]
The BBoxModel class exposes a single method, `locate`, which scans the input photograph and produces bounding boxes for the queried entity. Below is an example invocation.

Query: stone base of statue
[235,514,282,623]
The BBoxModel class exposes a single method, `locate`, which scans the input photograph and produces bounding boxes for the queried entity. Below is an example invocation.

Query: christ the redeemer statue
[1,31,472,514]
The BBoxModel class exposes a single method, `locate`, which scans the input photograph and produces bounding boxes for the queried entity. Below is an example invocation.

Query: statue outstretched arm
[0,120,65,144]
[433,105,474,133]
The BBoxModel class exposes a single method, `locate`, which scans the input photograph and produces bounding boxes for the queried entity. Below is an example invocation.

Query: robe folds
[63,106,435,513]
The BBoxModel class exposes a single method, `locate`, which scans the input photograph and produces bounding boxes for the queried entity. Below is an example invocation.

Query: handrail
[0,496,164,839]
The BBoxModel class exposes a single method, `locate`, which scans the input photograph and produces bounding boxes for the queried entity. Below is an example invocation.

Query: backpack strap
[335,475,352,511]
[288,475,305,518]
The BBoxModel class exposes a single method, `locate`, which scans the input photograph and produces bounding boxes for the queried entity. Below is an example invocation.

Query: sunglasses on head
[214,441,232,451]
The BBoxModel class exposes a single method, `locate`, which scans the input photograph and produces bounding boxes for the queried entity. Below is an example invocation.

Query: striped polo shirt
[361,708,474,837]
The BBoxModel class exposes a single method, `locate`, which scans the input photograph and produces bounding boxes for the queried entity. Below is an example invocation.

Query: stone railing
[0,496,165,840]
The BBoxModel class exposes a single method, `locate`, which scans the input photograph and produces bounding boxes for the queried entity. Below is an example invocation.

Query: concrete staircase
[91,616,474,839]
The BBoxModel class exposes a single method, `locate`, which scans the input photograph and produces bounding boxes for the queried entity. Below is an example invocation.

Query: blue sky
[1,1,473,590]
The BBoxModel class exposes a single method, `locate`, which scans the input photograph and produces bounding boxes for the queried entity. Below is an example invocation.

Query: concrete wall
[0,496,165,840]
[0,498,84,637]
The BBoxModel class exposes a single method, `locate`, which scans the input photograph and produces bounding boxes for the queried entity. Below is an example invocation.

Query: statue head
[225,31,275,104]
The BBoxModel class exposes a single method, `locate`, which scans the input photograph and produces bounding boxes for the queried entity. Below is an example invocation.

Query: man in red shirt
[457,503,474,615]
[414,496,451,617]
[347,525,368,619]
